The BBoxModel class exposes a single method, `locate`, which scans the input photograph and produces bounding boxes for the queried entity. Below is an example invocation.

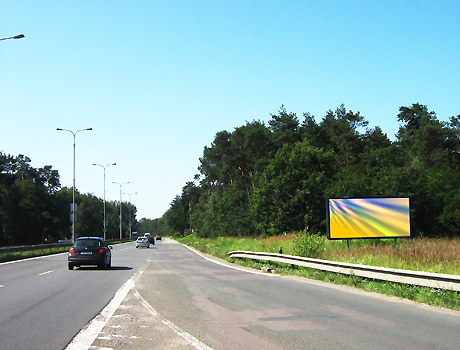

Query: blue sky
[1,0,459,220]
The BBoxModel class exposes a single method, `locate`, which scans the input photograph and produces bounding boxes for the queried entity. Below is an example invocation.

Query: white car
[136,237,150,248]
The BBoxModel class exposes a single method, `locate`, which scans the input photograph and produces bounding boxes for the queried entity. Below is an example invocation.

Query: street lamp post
[57,127,93,242]
[112,181,130,240]
[0,34,25,41]
[123,192,137,238]
[93,163,116,240]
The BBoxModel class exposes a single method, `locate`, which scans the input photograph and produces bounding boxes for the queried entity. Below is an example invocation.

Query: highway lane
[0,241,156,350]
[119,240,460,350]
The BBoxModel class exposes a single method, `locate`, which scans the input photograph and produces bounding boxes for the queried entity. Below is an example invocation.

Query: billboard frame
[326,196,411,241]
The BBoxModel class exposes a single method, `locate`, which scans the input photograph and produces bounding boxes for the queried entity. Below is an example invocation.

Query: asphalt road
[91,239,460,350]
[2,239,460,350]
[0,241,156,350]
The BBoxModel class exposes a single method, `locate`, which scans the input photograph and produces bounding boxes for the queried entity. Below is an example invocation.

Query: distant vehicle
[144,233,155,245]
[58,238,68,243]
[155,236,162,241]
[136,237,150,248]
[68,237,112,270]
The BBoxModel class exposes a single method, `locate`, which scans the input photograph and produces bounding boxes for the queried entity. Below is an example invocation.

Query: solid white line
[133,289,214,350]
[65,261,149,350]
[39,270,53,276]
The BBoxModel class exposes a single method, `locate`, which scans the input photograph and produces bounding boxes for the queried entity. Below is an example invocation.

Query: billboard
[326,197,411,240]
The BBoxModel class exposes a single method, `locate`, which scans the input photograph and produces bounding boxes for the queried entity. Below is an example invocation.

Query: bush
[292,230,325,258]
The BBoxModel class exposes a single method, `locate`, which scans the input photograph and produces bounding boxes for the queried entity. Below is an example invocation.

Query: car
[136,237,150,248]
[144,233,155,245]
[68,237,112,270]
[58,238,68,243]
[155,236,162,241]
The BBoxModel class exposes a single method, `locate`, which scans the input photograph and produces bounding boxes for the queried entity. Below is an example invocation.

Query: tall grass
[323,237,460,275]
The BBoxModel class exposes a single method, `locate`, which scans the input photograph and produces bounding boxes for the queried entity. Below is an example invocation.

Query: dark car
[155,236,162,241]
[144,233,155,245]
[68,237,112,270]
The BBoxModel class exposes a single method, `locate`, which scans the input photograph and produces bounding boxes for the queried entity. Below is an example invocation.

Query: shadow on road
[74,266,133,271]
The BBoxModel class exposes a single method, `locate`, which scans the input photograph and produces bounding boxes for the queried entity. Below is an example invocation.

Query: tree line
[161,103,460,239]
[0,153,139,246]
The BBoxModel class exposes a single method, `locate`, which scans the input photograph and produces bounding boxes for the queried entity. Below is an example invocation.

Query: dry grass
[324,238,460,275]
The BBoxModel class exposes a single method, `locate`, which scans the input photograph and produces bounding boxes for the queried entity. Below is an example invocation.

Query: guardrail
[228,250,460,292]
[0,242,72,254]
[0,239,128,255]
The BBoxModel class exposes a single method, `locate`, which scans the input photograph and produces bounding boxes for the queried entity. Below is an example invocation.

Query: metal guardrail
[0,242,72,254]
[228,250,460,292]
[0,239,127,255]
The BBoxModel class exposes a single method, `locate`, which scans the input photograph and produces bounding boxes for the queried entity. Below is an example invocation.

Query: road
[0,241,155,350]
[2,239,460,350]
[93,239,460,350]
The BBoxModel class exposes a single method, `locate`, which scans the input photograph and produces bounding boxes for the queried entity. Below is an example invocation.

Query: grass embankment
[178,233,460,311]
[0,239,131,264]
[0,246,71,263]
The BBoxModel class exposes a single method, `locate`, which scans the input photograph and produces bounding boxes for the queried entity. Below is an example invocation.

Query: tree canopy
[0,152,139,246]
[163,103,460,239]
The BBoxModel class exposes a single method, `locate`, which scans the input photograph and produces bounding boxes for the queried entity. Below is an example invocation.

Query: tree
[315,104,368,168]
[0,153,64,245]
[252,141,335,236]
[268,106,302,146]
[397,103,457,170]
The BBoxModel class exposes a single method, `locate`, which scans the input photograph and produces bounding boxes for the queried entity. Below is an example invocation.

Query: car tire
[68,263,74,270]
[136,246,138,248]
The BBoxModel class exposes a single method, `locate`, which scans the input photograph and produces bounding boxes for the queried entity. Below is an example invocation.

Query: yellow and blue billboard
[326,197,411,240]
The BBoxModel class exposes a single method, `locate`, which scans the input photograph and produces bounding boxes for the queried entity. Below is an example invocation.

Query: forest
[0,153,138,246]
[1,103,459,246]
[161,103,460,239]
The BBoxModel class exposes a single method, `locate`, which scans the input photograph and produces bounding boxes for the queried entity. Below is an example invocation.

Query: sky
[1,0,459,220]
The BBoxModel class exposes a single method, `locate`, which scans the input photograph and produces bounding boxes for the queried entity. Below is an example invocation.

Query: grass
[0,246,71,263]
[0,239,131,264]
[179,233,460,311]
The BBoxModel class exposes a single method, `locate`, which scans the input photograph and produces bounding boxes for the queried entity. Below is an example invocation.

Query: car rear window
[75,239,101,247]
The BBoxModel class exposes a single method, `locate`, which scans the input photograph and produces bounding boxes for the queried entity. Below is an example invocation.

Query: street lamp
[93,163,116,240]
[0,34,25,41]
[123,192,137,238]
[112,181,130,240]
[57,127,93,242]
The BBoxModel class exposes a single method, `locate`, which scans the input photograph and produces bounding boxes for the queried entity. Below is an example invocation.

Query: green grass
[179,233,460,311]
[0,239,132,264]
[0,246,71,263]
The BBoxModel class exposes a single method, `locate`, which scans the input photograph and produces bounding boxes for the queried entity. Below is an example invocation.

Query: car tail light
[69,248,75,255]
[98,248,106,255]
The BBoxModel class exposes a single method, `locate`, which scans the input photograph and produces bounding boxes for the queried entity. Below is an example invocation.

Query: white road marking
[39,270,53,276]
[65,261,149,350]
[0,252,68,265]
[133,289,214,350]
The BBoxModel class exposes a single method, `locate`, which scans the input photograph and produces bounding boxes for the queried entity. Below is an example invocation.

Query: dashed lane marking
[39,270,53,276]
